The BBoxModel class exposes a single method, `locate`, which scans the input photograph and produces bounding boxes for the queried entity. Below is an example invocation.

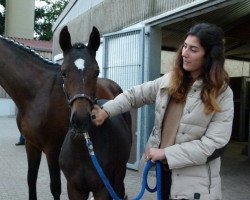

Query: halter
[68,93,97,106]
[63,83,97,106]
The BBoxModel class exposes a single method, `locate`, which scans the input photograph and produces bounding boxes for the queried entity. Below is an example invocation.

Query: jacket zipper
[207,163,211,194]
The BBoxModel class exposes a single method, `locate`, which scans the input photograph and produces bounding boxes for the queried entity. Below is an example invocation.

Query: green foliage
[35,0,69,41]
[0,0,5,6]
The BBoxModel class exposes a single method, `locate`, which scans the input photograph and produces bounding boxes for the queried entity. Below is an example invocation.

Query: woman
[92,23,234,200]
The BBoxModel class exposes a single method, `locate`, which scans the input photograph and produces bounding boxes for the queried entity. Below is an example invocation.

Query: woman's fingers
[91,105,109,126]
[145,148,166,163]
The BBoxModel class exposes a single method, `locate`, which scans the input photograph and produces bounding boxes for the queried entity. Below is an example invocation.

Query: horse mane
[0,35,60,68]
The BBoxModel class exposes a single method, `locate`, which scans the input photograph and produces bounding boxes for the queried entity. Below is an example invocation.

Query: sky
[0,5,3,14]
[35,0,47,8]
[35,0,63,8]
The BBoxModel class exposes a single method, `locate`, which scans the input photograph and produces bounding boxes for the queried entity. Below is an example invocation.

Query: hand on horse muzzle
[91,105,109,126]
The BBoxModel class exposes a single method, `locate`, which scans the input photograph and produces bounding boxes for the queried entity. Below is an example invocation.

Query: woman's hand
[145,148,166,163]
[91,105,109,126]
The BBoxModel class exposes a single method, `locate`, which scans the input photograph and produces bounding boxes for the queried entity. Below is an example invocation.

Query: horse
[0,35,123,199]
[58,26,132,200]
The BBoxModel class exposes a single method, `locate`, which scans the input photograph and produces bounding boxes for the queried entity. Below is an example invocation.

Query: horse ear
[87,26,100,53]
[59,26,72,54]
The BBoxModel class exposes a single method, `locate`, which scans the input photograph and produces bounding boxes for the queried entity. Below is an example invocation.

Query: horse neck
[0,37,60,109]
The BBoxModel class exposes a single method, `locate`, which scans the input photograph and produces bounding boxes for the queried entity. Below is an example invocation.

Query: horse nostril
[71,111,91,131]
[71,112,77,127]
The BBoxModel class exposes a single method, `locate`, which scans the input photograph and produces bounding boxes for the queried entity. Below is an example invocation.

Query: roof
[10,37,52,52]
[156,0,250,61]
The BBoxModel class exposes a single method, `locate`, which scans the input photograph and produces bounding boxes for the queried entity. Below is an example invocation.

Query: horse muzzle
[70,111,91,133]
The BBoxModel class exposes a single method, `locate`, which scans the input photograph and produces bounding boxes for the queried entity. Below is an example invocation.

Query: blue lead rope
[133,160,161,200]
[83,132,162,200]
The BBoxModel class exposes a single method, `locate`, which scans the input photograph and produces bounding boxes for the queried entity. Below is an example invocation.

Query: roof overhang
[143,0,250,61]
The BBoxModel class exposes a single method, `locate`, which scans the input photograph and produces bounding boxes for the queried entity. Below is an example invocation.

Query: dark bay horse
[0,35,123,200]
[58,26,132,200]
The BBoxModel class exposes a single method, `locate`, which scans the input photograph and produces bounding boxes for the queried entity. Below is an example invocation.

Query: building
[52,0,250,167]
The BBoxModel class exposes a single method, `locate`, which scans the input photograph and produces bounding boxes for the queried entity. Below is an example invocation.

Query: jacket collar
[192,79,203,89]
[160,72,204,90]
[160,72,172,89]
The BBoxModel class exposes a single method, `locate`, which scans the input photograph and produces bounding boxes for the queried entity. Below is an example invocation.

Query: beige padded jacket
[103,72,234,200]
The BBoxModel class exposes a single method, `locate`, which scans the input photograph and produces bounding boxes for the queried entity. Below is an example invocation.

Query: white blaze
[74,58,85,70]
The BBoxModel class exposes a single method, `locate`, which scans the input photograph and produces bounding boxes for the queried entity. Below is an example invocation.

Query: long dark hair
[169,23,229,114]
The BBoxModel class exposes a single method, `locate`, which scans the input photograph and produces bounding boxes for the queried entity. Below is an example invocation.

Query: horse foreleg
[93,187,112,200]
[46,150,61,200]
[93,170,125,200]
[113,165,127,199]
[25,142,42,200]
[67,181,89,200]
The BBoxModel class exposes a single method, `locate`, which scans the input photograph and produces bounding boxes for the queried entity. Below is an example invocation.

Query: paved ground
[0,116,249,200]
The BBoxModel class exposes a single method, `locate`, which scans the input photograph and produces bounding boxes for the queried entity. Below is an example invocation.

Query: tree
[0,0,6,35]
[35,0,69,40]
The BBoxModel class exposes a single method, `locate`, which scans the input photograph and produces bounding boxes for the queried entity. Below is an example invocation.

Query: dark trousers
[19,134,25,143]
[160,163,172,200]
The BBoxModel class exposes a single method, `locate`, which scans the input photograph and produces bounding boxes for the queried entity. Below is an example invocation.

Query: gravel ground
[0,116,249,200]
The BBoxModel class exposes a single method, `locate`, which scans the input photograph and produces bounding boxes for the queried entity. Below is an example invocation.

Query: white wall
[225,59,250,77]
[161,50,250,77]
[161,51,175,74]
[0,98,16,117]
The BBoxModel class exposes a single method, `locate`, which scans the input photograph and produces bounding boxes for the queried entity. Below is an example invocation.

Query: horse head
[59,26,100,133]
